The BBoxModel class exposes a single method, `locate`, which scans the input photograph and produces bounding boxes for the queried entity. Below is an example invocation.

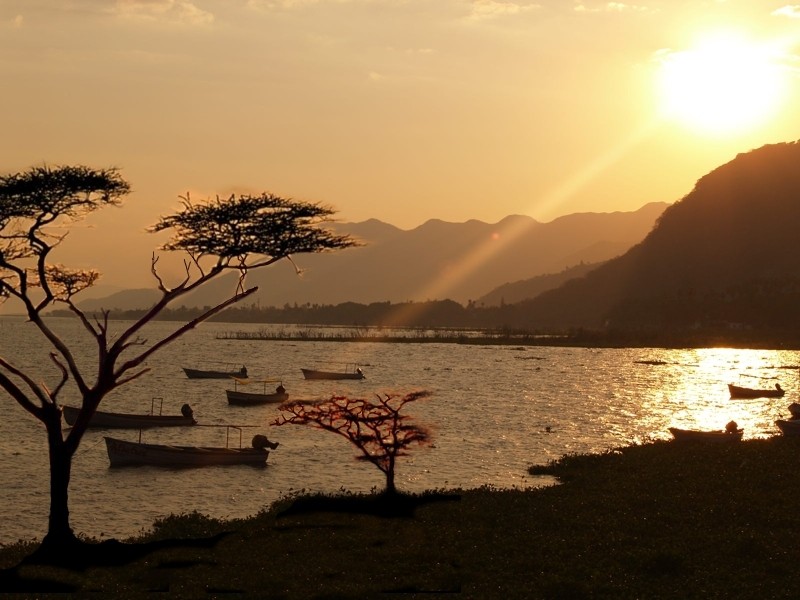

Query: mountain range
[510,139,800,336]
[33,139,800,344]
[69,203,668,312]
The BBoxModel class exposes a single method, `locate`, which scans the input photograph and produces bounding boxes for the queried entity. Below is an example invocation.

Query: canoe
[775,419,800,436]
[668,427,743,442]
[301,366,365,380]
[226,378,288,406]
[728,383,784,398]
[226,390,289,406]
[104,435,275,467]
[62,404,196,429]
[183,366,248,379]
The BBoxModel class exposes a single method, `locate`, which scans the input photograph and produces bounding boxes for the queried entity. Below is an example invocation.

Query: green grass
[4,438,800,598]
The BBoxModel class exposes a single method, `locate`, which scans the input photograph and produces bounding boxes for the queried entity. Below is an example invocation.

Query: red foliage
[273,391,432,494]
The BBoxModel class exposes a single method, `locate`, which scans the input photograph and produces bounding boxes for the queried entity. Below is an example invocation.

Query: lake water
[1,316,798,545]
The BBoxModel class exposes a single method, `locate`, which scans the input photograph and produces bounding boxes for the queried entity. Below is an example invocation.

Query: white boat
[183,365,248,379]
[62,401,197,429]
[668,426,743,442]
[226,379,288,406]
[775,419,800,436]
[301,365,365,380]
[104,430,278,467]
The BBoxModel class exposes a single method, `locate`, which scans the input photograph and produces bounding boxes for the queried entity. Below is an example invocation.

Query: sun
[656,31,786,135]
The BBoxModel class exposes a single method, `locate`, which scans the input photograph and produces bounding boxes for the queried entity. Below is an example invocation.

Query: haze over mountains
[71,203,668,312]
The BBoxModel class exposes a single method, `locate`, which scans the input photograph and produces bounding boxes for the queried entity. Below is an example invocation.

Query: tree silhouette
[273,391,432,495]
[0,165,356,560]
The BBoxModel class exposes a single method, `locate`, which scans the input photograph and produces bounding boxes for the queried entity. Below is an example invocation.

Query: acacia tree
[0,164,356,556]
[272,391,432,495]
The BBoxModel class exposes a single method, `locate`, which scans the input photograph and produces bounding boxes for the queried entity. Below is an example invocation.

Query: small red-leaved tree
[273,391,432,495]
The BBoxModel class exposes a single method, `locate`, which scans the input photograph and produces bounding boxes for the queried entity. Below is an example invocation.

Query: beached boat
[728,383,784,398]
[183,365,248,379]
[668,426,743,442]
[775,419,800,436]
[226,378,288,406]
[789,402,800,419]
[62,401,197,429]
[104,430,278,467]
[301,365,365,380]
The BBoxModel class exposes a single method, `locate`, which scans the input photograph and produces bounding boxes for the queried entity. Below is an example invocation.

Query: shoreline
[4,437,800,596]
[214,329,800,351]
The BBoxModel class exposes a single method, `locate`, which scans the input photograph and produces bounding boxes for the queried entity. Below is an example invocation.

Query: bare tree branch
[0,165,358,548]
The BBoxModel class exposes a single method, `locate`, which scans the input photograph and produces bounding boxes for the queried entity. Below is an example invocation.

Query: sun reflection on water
[635,348,800,440]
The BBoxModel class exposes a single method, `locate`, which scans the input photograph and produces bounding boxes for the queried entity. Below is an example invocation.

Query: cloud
[467,0,540,21]
[772,5,800,18]
[114,0,215,25]
[246,0,352,9]
[10,14,24,28]
[574,2,649,12]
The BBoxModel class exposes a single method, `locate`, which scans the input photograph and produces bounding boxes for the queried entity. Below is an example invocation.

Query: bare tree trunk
[42,414,76,547]
[384,456,397,496]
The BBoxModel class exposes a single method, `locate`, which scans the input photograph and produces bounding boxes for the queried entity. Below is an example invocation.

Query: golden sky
[2,1,800,289]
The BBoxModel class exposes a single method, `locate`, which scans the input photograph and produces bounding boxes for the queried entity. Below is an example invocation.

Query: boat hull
[226,390,289,406]
[301,368,365,380]
[775,420,800,436]
[668,427,743,442]
[63,406,196,429]
[183,367,247,380]
[728,384,784,398]
[104,437,269,467]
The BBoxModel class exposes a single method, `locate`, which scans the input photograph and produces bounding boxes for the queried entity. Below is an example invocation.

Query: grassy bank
[4,437,800,598]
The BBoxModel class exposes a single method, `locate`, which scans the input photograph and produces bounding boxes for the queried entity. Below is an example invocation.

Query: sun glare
[657,31,786,135]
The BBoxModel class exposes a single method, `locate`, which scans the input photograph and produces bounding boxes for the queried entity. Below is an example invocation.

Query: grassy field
[3,437,800,598]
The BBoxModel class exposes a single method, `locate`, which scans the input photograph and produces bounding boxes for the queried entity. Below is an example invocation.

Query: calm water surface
[1,317,798,544]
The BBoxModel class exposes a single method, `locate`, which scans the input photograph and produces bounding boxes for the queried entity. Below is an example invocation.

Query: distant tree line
[50,299,522,330]
[47,280,800,348]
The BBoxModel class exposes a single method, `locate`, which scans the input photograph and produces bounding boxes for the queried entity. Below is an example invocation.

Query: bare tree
[0,165,357,557]
[272,391,432,495]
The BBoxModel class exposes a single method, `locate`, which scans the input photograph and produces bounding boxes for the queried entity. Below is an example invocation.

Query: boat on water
[301,365,365,380]
[728,383,784,398]
[775,419,800,436]
[789,402,800,420]
[668,425,743,443]
[226,378,288,406]
[104,429,279,467]
[183,365,248,379]
[62,401,197,429]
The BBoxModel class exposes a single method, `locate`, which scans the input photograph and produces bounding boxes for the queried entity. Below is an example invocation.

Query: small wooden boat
[728,383,784,398]
[104,430,278,467]
[183,365,248,379]
[301,365,365,380]
[62,401,196,429]
[226,378,288,406]
[668,426,743,443]
[775,419,800,436]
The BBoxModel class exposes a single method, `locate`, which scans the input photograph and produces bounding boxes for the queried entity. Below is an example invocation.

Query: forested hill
[508,140,800,338]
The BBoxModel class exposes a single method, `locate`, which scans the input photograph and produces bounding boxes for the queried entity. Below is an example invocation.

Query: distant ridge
[513,140,800,334]
[69,203,666,313]
[477,262,602,307]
